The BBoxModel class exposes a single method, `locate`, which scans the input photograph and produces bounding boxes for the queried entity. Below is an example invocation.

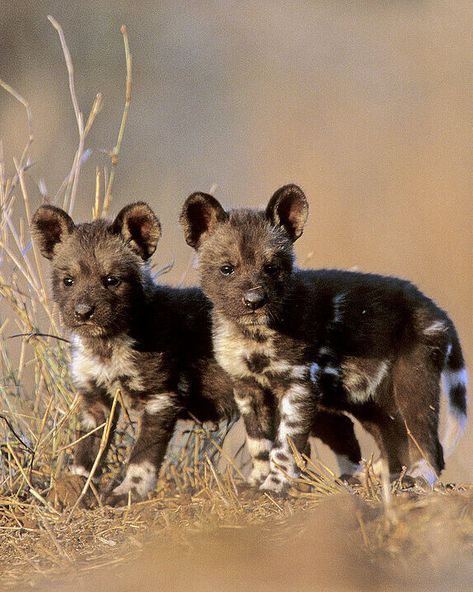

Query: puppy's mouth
[66,320,108,337]
[238,311,269,326]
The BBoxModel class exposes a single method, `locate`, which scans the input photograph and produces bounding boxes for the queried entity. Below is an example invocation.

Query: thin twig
[103,25,132,216]
[0,415,33,453]
[47,15,84,214]
[67,390,120,520]
[0,78,33,169]
[8,332,70,344]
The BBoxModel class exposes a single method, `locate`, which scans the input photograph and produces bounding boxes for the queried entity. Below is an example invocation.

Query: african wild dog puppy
[32,201,362,501]
[32,202,237,503]
[180,184,468,493]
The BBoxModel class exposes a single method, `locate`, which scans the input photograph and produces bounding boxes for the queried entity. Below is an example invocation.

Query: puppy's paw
[247,466,270,488]
[104,490,132,507]
[259,473,290,497]
[105,462,157,506]
[47,473,97,510]
[339,473,362,486]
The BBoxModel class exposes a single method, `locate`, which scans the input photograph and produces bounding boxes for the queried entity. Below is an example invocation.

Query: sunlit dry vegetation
[0,17,472,592]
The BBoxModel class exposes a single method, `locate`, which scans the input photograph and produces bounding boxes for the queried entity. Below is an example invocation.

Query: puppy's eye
[220,265,235,276]
[63,277,74,287]
[263,264,279,277]
[105,276,121,287]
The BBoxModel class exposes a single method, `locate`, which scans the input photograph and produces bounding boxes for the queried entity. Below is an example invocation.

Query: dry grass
[1,18,473,592]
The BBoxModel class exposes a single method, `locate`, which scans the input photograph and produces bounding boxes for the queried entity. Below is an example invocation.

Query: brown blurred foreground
[10,485,473,592]
[1,3,473,591]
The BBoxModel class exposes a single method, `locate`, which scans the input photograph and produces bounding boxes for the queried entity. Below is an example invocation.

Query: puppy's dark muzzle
[74,303,95,322]
[243,289,268,311]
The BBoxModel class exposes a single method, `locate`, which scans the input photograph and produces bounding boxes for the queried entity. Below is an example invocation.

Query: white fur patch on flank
[309,362,320,382]
[70,465,90,478]
[345,360,389,404]
[424,320,447,335]
[407,459,437,487]
[71,335,144,392]
[113,461,157,498]
[145,394,175,415]
[332,292,346,324]
[336,455,362,477]
[323,365,340,377]
[442,367,468,457]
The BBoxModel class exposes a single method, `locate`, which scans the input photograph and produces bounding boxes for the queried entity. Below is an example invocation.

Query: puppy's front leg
[110,393,179,503]
[71,386,118,479]
[260,383,315,494]
[235,383,276,487]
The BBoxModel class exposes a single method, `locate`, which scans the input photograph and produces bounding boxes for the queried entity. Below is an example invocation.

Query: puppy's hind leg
[311,410,362,480]
[393,351,444,487]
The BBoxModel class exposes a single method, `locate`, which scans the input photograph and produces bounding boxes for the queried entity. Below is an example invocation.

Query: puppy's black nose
[74,303,95,321]
[243,289,267,311]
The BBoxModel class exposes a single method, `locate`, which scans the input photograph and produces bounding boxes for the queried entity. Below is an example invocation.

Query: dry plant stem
[0,78,33,170]
[56,422,106,454]
[117,388,134,433]
[264,493,284,511]
[34,394,80,457]
[205,455,225,497]
[84,93,103,136]
[6,443,59,515]
[67,390,120,520]
[0,415,33,453]
[403,419,429,464]
[93,167,101,219]
[102,25,132,217]
[47,15,84,214]
[207,436,246,481]
[2,212,40,294]
[8,332,70,344]
[15,158,48,303]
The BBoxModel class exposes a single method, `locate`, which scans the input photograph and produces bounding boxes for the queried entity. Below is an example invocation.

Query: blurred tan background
[1,1,472,481]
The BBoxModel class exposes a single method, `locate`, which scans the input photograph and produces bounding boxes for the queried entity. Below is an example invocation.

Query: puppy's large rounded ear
[112,202,161,260]
[265,184,309,242]
[180,192,228,249]
[31,205,75,260]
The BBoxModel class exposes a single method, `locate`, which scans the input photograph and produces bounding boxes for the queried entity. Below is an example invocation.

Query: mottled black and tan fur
[180,185,468,493]
[32,201,361,502]
[32,203,236,503]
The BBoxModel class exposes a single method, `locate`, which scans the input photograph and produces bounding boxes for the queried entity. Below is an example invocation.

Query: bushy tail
[441,326,468,458]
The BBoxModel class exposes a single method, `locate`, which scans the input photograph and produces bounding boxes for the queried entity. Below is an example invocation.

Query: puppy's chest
[213,319,308,387]
[71,336,146,393]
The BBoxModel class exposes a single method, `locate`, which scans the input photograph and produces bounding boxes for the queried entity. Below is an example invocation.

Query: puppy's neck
[213,311,275,345]
[72,332,133,361]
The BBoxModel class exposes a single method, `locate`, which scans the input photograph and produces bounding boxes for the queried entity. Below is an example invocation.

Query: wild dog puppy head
[180,185,308,327]
[32,202,161,338]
